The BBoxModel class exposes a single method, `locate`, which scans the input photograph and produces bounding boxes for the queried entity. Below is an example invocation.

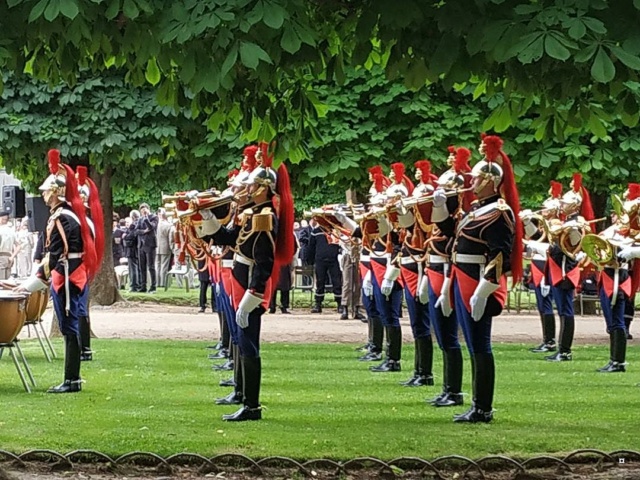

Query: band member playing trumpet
[196,142,294,421]
[621,183,640,339]
[15,149,99,393]
[521,181,562,353]
[429,146,473,408]
[433,134,522,423]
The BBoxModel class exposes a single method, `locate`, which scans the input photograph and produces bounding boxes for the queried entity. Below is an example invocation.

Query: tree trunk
[90,165,123,305]
[590,190,608,232]
[49,312,62,337]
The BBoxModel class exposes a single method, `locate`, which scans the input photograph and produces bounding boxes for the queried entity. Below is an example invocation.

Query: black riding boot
[311,294,323,313]
[48,335,82,393]
[371,326,401,372]
[79,315,92,361]
[400,339,421,386]
[216,345,243,404]
[428,350,449,404]
[219,344,238,387]
[531,314,557,352]
[223,356,262,421]
[454,352,494,423]
[359,316,383,361]
[433,348,463,407]
[599,329,627,372]
[546,315,573,361]
[402,337,433,386]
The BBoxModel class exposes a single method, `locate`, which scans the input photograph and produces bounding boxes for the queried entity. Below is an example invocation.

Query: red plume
[414,160,432,181]
[87,176,105,271]
[550,180,563,199]
[580,185,595,222]
[482,135,504,162]
[628,183,640,201]
[447,145,455,155]
[368,165,383,177]
[62,164,98,281]
[48,149,60,174]
[390,162,405,183]
[373,173,386,193]
[572,173,582,193]
[228,168,239,179]
[403,175,414,195]
[497,149,523,284]
[77,166,87,186]
[454,147,472,174]
[274,163,295,268]
[258,142,274,168]
[243,145,258,171]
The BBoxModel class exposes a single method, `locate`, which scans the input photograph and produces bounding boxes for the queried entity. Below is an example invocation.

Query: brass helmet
[39,149,68,200]
[471,135,504,191]
[386,162,412,198]
[244,142,277,193]
[413,160,435,197]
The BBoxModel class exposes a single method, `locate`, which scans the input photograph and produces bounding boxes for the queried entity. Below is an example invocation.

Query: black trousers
[139,248,157,291]
[128,255,141,290]
[314,260,342,299]
[199,280,211,309]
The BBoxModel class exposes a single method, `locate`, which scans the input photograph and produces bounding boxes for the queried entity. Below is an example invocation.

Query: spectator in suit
[112,217,126,267]
[156,209,173,288]
[136,203,158,293]
[123,211,141,292]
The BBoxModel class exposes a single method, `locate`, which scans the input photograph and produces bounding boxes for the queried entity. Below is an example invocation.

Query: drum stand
[0,339,37,393]
[24,319,57,362]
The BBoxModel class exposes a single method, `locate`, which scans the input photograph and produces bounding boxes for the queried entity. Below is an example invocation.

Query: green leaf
[515,33,544,64]
[280,26,301,54]
[239,41,271,69]
[544,35,570,61]
[220,44,238,78]
[123,0,139,19]
[582,17,607,34]
[634,0,640,9]
[567,19,586,40]
[28,0,50,22]
[145,58,161,86]
[6,0,23,7]
[262,2,285,29]
[105,0,120,20]
[609,46,640,70]
[574,43,597,63]
[591,47,615,83]
[44,0,61,21]
[59,0,79,19]
[588,113,607,137]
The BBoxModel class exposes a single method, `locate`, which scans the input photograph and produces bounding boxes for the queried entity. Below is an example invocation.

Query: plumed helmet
[39,149,68,200]
[76,165,91,203]
[561,173,594,220]
[413,160,436,197]
[387,162,413,198]
[243,145,259,172]
[245,142,277,193]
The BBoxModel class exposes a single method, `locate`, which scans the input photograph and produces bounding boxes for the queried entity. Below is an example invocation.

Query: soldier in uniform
[621,183,640,339]
[429,147,473,407]
[433,134,522,423]
[196,142,294,421]
[521,181,562,353]
[16,149,98,393]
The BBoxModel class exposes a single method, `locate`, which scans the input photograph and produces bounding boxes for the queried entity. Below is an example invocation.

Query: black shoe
[370,360,401,372]
[354,312,366,321]
[209,349,229,360]
[47,380,82,394]
[340,311,348,320]
[355,342,371,352]
[545,352,572,362]
[432,392,464,407]
[80,352,93,362]
[400,374,419,386]
[148,288,156,294]
[268,308,276,314]
[427,391,448,405]
[219,378,236,387]
[453,406,493,423]
[310,305,322,314]
[597,361,626,373]
[358,351,382,362]
[627,333,633,340]
[212,359,234,371]
[222,405,262,421]
[281,308,292,314]
[215,391,243,405]
[138,288,147,293]
[198,307,206,313]
[208,342,223,350]
[411,375,434,387]
[530,342,556,353]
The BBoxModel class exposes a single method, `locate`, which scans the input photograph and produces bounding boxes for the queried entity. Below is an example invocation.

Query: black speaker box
[2,185,26,218]
[26,196,49,232]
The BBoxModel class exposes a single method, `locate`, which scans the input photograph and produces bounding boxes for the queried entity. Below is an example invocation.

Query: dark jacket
[123,222,139,258]
[305,226,340,264]
[136,214,158,251]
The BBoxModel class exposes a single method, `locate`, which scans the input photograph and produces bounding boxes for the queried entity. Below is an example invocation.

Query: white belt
[453,253,486,265]
[233,253,254,266]
[221,259,233,268]
[67,253,84,259]
[428,254,447,264]
[360,255,370,262]
[400,256,417,265]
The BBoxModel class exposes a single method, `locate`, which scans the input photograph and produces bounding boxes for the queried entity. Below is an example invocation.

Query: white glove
[381,265,400,296]
[435,276,452,317]
[470,279,499,322]
[574,251,586,263]
[519,209,533,223]
[619,245,640,261]
[540,277,550,297]
[431,188,449,222]
[417,275,429,304]
[195,217,221,237]
[186,190,199,200]
[236,290,263,328]
[14,275,47,293]
[432,188,447,207]
[362,271,373,297]
[526,241,550,256]
[200,209,214,220]
[334,211,358,233]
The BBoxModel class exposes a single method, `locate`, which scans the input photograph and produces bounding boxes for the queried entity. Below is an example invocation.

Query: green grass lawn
[1,339,639,460]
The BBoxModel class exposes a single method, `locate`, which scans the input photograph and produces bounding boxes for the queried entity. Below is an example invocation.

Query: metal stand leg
[31,321,52,363]
[38,321,57,359]
[8,346,31,393]
[14,341,36,387]
[0,346,4,361]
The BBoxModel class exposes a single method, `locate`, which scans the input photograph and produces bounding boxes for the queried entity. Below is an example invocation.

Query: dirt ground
[20,301,622,345]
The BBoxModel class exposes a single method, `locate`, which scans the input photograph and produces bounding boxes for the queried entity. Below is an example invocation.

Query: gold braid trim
[484,252,504,280]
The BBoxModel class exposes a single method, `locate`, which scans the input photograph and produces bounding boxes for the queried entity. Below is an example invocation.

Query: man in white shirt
[0,211,18,280]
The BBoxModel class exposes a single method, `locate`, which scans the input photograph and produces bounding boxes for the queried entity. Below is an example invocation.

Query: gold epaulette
[252,207,274,232]
[42,253,51,280]
[49,209,63,221]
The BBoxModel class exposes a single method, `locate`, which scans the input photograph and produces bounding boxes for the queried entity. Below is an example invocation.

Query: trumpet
[176,194,236,220]
[400,186,474,209]
[161,190,222,203]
